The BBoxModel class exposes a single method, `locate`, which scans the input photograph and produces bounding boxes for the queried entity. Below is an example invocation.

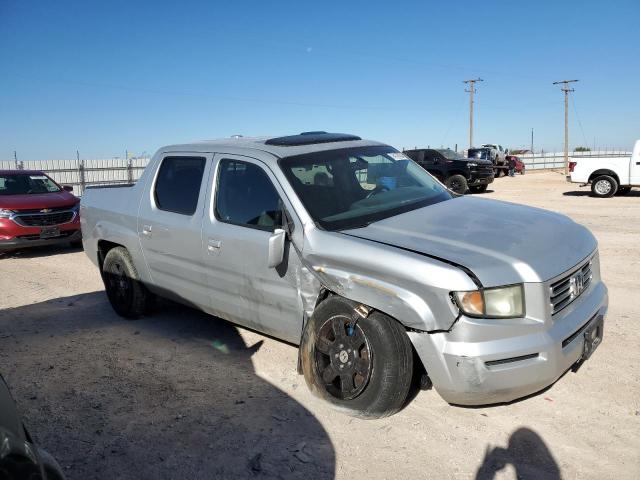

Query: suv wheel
[300,296,413,419]
[445,174,469,194]
[469,185,488,194]
[591,175,618,198]
[102,246,151,318]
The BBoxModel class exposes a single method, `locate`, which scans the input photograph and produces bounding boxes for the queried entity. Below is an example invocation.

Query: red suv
[0,170,81,252]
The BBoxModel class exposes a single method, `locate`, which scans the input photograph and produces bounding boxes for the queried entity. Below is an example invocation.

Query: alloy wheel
[314,315,372,400]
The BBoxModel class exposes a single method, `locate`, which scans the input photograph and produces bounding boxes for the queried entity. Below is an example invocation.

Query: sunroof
[265,132,362,146]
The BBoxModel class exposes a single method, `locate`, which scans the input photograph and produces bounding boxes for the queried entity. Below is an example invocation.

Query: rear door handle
[207,239,222,252]
[141,224,153,237]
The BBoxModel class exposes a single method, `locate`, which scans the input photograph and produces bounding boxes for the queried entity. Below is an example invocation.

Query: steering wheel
[366,185,390,199]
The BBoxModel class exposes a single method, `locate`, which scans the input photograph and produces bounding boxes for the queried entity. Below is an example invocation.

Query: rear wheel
[102,247,150,319]
[445,174,469,194]
[591,175,618,198]
[300,296,413,419]
[469,184,488,194]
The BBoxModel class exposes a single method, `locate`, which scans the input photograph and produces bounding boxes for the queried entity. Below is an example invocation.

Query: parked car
[568,139,640,197]
[506,155,526,175]
[468,146,509,177]
[82,132,607,418]
[0,373,65,479]
[403,148,494,194]
[0,170,81,252]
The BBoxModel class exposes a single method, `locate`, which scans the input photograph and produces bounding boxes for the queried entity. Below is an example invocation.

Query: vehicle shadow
[563,190,640,197]
[0,292,335,480]
[468,189,495,195]
[475,427,561,480]
[0,243,82,259]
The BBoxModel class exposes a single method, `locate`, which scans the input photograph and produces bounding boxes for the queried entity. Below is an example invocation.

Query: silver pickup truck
[81,132,608,418]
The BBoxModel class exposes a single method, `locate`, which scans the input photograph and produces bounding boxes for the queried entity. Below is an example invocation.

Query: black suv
[403,148,494,194]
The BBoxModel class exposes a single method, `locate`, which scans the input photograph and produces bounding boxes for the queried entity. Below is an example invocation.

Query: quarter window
[215,159,282,231]
[154,156,206,215]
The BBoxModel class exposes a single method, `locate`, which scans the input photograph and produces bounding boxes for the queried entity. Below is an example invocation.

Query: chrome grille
[550,259,593,315]
[14,211,74,227]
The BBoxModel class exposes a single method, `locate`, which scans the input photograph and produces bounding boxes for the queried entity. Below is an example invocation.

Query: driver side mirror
[63,185,73,192]
[267,228,286,268]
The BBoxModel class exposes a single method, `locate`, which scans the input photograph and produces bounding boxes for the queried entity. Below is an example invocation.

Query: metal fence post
[79,159,86,196]
[127,158,133,184]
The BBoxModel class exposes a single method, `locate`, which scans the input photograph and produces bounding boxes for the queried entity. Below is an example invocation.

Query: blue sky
[1,0,638,160]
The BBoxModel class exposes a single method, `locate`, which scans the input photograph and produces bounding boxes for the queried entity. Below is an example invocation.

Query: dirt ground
[1,170,638,479]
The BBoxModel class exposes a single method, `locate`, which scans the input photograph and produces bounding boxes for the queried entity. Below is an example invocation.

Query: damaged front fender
[310,265,440,331]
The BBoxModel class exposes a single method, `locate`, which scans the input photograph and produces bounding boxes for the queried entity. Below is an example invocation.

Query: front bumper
[0,229,81,251]
[409,280,608,405]
[468,175,495,186]
[0,215,81,251]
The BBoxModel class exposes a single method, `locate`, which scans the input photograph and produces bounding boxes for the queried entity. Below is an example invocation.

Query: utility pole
[531,128,534,156]
[553,79,578,175]
[463,78,483,149]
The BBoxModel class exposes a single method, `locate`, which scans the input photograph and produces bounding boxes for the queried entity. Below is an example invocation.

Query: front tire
[591,175,618,198]
[300,296,413,419]
[102,247,150,319]
[445,174,469,194]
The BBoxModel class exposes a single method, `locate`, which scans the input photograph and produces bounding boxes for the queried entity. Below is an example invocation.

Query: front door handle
[207,239,222,252]
[141,224,153,237]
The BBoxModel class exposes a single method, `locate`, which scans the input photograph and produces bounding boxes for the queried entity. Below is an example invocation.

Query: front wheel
[300,296,413,419]
[591,175,618,198]
[102,246,151,319]
[469,184,488,194]
[445,174,469,194]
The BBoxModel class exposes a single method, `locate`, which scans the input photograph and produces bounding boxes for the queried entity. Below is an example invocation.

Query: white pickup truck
[568,140,640,197]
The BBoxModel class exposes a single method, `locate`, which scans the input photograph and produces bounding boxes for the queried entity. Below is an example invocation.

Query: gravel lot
[1,170,638,479]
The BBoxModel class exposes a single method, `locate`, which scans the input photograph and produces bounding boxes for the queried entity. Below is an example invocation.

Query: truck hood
[341,196,597,286]
[0,191,78,211]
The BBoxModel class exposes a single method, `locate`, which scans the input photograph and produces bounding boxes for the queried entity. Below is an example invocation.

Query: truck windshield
[436,149,464,160]
[279,146,452,231]
[468,149,490,160]
[0,173,61,195]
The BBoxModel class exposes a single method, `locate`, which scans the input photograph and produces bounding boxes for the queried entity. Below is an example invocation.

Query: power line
[570,94,589,148]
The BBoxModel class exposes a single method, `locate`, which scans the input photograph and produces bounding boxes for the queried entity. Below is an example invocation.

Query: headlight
[0,209,15,218]
[452,284,524,318]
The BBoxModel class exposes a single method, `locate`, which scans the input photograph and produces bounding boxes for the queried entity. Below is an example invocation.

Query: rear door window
[154,156,206,215]
[215,159,282,231]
